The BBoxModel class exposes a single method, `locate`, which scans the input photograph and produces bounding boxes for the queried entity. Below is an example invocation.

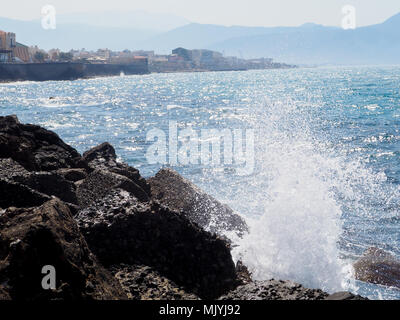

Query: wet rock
[83,142,150,195]
[111,264,199,300]
[0,158,78,205]
[0,115,86,171]
[354,247,400,289]
[56,168,87,182]
[75,188,238,299]
[148,168,248,237]
[219,280,329,300]
[0,198,126,300]
[0,179,51,209]
[76,169,149,208]
[325,291,368,300]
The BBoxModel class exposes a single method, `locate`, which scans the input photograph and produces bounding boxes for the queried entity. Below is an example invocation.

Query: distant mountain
[139,13,400,65]
[56,11,190,32]
[2,12,400,65]
[138,23,339,54]
[0,16,160,51]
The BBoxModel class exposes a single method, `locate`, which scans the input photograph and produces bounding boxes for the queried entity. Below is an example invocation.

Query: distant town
[0,29,296,74]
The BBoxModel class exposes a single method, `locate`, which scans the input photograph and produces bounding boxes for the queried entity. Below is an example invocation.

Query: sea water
[1,66,400,299]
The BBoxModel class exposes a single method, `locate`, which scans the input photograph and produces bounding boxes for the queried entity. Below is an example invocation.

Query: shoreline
[0,62,297,84]
[0,114,366,300]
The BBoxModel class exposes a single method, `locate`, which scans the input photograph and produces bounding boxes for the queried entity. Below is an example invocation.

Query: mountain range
[1,11,400,65]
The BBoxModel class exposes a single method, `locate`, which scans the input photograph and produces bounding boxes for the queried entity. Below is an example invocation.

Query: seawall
[0,61,149,82]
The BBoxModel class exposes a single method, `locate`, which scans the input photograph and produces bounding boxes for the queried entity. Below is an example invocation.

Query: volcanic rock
[0,198,126,300]
[325,291,368,300]
[148,168,247,237]
[76,169,149,208]
[354,247,400,289]
[218,280,329,300]
[0,158,78,205]
[0,115,86,171]
[111,264,199,300]
[75,188,238,299]
[82,142,150,195]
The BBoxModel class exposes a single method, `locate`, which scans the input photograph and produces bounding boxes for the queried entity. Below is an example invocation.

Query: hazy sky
[2,0,400,27]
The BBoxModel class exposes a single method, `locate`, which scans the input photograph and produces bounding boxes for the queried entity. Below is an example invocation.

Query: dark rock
[0,158,78,205]
[75,188,238,299]
[235,261,252,285]
[76,169,149,208]
[111,264,199,300]
[56,168,87,182]
[0,115,86,171]
[83,142,118,169]
[0,179,51,209]
[148,168,248,237]
[83,142,150,195]
[0,198,127,300]
[325,291,368,300]
[354,247,400,289]
[219,280,329,300]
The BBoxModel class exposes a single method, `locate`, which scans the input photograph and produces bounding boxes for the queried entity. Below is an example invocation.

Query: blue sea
[1,66,400,299]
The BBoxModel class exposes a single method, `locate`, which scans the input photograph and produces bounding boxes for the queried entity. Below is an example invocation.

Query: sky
[2,0,400,27]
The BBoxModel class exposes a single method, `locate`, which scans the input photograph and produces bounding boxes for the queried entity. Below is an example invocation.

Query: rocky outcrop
[325,292,367,300]
[0,116,369,301]
[0,158,78,211]
[0,198,126,300]
[82,142,150,195]
[354,247,400,289]
[76,169,149,208]
[148,168,248,237]
[111,264,199,300]
[218,280,329,300]
[75,188,238,299]
[0,115,86,171]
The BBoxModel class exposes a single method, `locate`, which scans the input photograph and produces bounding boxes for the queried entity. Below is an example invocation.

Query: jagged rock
[0,198,127,300]
[75,188,238,299]
[82,142,150,195]
[354,247,400,289]
[56,168,87,182]
[0,158,78,205]
[218,280,329,300]
[76,169,149,208]
[325,292,368,300]
[111,264,200,300]
[0,179,51,209]
[148,168,248,237]
[0,115,86,171]
[235,261,252,285]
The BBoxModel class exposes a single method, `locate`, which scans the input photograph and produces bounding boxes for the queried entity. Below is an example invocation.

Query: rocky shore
[0,115,366,300]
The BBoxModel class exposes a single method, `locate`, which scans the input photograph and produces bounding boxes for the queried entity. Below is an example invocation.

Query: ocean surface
[1,66,400,299]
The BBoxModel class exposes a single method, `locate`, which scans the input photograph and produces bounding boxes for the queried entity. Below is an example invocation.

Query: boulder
[354,247,400,289]
[148,168,248,237]
[75,188,238,299]
[111,264,199,300]
[56,168,87,182]
[76,169,149,208]
[0,158,78,205]
[0,179,51,209]
[218,280,329,300]
[82,142,150,195]
[325,291,367,300]
[0,115,86,171]
[0,198,127,300]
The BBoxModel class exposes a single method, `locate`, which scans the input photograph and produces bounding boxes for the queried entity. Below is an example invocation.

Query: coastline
[0,62,296,83]
[0,115,365,300]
